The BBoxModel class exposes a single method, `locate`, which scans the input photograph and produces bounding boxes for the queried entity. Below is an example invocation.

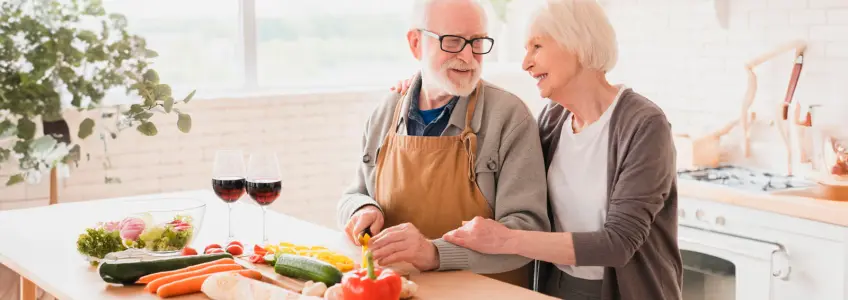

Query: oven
[677,166,808,300]
[678,224,791,300]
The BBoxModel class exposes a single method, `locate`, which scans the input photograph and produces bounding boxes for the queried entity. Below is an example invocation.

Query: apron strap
[461,82,482,182]
[384,87,410,146]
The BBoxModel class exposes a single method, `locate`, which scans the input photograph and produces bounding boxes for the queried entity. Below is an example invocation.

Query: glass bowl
[117,197,206,256]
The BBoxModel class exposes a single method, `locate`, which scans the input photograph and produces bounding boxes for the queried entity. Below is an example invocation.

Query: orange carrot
[136,258,237,284]
[144,264,244,293]
[156,269,262,298]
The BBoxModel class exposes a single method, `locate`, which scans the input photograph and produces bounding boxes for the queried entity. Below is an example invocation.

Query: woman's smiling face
[521,27,581,99]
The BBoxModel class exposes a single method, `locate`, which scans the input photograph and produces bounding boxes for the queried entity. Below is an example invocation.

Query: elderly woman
[394,0,683,299]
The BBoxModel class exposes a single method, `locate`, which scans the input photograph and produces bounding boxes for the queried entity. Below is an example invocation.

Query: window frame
[98,0,519,104]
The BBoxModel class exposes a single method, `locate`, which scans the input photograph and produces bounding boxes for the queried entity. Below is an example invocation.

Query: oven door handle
[771,248,791,281]
[679,225,792,281]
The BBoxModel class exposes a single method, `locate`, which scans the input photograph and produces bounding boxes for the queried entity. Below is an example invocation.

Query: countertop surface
[0,190,555,300]
[679,179,848,227]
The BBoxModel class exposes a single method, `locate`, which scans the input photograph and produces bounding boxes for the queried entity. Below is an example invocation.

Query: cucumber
[264,253,277,265]
[98,252,233,285]
[274,254,343,286]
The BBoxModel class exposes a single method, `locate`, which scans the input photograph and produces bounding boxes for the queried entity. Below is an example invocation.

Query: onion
[119,217,146,240]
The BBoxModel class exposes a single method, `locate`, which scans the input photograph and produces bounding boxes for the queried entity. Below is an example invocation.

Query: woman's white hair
[529,0,618,72]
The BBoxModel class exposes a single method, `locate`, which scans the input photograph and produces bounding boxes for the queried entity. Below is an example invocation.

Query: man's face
[411,1,487,96]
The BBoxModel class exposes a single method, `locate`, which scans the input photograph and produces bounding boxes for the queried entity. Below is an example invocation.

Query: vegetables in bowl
[131,215,195,252]
[77,214,197,264]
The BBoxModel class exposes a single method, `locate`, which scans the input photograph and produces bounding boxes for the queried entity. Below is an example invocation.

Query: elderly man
[336,0,549,288]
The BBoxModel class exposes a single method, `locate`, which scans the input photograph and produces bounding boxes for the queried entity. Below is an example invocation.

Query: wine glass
[212,150,246,241]
[246,151,282,244]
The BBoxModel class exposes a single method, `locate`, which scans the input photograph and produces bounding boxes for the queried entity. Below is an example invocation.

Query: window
[96,0,520,100]
[254,0,417,90]
[102,0,243,96]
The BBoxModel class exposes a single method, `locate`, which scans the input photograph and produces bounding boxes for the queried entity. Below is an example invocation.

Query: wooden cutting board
[233,256,308,293]
[231,255,422,296]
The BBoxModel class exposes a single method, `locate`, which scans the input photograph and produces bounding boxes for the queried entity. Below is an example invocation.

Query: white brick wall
[790,9,828,25]
[810,0,848,9]
[828,42,848,57]
[597,0,848,128]
[811,25,848,41]
[769,0,810,9]
[1,0,847,229]
[0,91,384,228]
[829,9,848,23]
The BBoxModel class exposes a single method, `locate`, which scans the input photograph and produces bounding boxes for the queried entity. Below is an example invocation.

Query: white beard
[421,55,482,96]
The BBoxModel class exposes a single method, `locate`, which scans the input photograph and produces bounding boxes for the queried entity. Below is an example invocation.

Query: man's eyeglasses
[419,29,494,55]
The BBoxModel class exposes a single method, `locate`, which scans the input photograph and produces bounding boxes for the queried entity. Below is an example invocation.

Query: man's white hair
[529,0,618,72]
[410,0,488,30]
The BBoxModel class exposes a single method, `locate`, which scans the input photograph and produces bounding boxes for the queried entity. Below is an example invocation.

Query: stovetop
[677,165,816,192]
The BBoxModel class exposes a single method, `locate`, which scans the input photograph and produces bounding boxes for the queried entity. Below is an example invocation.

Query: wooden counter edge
[0,252,73,300]
[679,180,848,227]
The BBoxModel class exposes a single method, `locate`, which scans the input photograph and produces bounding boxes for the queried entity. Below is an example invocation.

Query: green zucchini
[98,252,233,285]
[274,254,343,286]
[264,253,277,265]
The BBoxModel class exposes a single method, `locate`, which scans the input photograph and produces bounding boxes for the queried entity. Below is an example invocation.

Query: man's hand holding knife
[345,205,439,271]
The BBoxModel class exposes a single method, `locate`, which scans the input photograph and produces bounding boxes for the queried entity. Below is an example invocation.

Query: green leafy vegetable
[76,227,127,266]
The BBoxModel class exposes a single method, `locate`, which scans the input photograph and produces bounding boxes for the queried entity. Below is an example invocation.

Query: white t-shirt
[547,85,627,280]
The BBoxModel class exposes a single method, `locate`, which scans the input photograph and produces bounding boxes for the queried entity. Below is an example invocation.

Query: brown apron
[373,82,530,288]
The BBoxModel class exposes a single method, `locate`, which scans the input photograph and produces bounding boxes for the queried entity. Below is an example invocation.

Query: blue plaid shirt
[406,78,459,136]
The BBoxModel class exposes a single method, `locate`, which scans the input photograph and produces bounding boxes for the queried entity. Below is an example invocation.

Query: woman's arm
[505,230,577,266]
[445,112,675,268]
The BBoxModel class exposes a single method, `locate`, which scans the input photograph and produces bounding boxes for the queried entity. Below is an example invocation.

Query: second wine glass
[246,151,282,244]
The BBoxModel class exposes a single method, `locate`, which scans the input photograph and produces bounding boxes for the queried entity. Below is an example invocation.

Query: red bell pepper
[342,251,402,300]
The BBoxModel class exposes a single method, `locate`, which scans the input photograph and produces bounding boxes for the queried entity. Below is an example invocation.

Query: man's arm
[336,116,383,230]
[433,114,551,274]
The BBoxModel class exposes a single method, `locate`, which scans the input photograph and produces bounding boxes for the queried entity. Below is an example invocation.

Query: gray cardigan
[536,88,683,300]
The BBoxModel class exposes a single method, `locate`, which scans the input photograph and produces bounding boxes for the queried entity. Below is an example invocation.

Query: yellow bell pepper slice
[359,233,371,269]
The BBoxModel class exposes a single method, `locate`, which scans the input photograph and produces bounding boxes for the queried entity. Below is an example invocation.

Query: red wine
[212,177,245,203]
[246,179,281,205]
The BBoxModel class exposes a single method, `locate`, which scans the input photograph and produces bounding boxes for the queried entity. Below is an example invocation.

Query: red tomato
[206,248,226,254]
[247,254,264,264]
[204,244,222,254]
[180,247,198,256]
[226,244,244,256]
[227,241,243,248]
[253,244,267,256]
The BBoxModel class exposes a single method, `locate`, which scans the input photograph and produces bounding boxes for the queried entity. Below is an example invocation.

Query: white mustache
[442,59,478,72]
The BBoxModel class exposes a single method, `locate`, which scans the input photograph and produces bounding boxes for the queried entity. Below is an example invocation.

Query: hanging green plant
[0,0,194,185]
